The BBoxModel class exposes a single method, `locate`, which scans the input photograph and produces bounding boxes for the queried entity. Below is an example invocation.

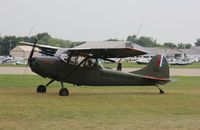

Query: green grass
[1,62,200,68]
[0,64,26,67]
[0,75,200,129]
[103,62,200,68]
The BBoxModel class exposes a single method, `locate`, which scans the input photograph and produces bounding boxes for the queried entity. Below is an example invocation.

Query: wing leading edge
[20,42,147,58]
[20,42,59,56]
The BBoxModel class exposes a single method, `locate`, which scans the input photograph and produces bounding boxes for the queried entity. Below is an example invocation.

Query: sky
[0,0,199,44]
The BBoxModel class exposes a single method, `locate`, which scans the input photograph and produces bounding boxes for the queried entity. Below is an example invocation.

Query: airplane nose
[30,57,36,62]
[28,57,42,75]
[29,57,37,67]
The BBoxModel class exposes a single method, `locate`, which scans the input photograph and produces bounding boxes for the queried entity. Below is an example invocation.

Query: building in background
[146,47,182,59]
[10,46,40,59]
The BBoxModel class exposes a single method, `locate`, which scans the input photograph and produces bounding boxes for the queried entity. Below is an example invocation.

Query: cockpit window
[60,54,68,61]
[84,58,97,68]
[59,51,103,69]
[70,56,102,68]
[69,56,79,65]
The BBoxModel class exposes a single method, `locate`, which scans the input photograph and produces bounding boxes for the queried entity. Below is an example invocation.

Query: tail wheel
[59,88,69,96]
[37,85,46,93]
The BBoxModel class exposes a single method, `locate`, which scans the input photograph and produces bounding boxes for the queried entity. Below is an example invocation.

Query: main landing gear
[59,82,69,96]
[155,84,165,94]
[36,79,69,96]
[37,85,46,93]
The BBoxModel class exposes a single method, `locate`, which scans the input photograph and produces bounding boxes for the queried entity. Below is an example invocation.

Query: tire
[59,88,69,96]
[37,85,46,93]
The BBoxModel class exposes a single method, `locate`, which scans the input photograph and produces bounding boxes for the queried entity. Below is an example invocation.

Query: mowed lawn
[103,62,200,68]
[0,75,200,130]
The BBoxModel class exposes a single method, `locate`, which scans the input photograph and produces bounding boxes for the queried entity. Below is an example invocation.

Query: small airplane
[20,40,171,96]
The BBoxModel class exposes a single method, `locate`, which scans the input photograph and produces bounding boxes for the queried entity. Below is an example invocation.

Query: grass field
[0,75,200,130]
[103,62,200,68]
[1,62,200,69]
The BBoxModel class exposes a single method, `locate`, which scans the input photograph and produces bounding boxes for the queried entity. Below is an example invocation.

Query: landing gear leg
[155,84,165,94]
[59,82,69,96]
[36,79,54,93]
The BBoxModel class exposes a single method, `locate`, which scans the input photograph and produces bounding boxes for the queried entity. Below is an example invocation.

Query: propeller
[23,37,38,74]
[22,17,39,74]
[28,37,37,65]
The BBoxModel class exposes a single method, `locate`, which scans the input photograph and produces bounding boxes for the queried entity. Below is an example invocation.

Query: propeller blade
[28,37,37,65]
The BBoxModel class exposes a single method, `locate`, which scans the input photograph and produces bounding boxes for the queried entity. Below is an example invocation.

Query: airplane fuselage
[20,41,170,96]
[30,56,167,86]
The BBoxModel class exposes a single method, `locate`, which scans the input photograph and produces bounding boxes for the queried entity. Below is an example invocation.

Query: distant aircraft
[20,40,171,96]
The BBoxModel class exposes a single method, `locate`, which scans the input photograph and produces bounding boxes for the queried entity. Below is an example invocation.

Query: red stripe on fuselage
[156,55,161,67]
[143,75,170,81]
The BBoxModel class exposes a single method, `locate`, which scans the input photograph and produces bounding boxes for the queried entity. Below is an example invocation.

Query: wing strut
[63,56,91,80]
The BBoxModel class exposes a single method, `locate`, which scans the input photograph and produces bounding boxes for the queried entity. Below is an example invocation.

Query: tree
[127,35,137,43]
[163,42,177,48]
[127,35,160,47]
[0,36,19,55]
[48,38,72,47]
[0,36,3,55]
[0,33,85,55]
[137,36,160,47]
[185,43,192,49]
[70,41,85,48]
[37,32,51,45]
[177,43,192,49]
[194,38,200,46]
[177,43,184,49]
[48,38,83,48]
[106,38,119,41]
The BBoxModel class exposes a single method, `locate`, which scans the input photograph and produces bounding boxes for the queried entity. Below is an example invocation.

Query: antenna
[136,16,145,37]
[28,16,39,37]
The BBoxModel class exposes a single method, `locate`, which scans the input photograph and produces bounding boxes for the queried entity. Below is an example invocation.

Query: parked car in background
[136,55,152,64]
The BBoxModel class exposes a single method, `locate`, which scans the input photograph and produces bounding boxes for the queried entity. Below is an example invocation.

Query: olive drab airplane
[20,40,171,96]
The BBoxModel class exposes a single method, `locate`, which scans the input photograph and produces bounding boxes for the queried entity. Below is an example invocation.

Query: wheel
[160,90,165,94]
[59,88,69,96]
[37,85,46,93]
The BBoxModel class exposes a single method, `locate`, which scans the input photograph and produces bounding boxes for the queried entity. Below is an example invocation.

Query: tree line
[0,32,200,55]
[126,35,200,49]
[0,33,83,55]
[108,35,200,49]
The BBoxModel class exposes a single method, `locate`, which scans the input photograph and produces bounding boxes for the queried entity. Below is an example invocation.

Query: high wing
[68,47,147,58]
[20,42,58,56]
[20,42,147,58]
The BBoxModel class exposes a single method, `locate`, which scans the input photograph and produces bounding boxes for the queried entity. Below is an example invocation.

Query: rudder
[131,55,170,79]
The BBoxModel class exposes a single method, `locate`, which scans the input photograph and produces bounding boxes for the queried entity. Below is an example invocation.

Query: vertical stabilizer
[131,55,170,79]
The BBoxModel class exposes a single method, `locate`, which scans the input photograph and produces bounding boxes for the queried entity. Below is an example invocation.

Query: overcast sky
[0,0,199,44]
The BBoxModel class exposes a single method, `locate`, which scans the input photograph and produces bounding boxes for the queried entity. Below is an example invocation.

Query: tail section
[131,55,170,79]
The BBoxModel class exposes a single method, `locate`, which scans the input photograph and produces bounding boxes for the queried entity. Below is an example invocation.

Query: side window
[62,55,100,68]
[68,55,85,66]
[69,56,78,65]
[84,58,97,68]
[60,54,68,61]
